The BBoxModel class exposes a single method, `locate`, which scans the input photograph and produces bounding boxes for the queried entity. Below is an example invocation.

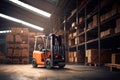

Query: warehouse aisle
[0,64,120,80]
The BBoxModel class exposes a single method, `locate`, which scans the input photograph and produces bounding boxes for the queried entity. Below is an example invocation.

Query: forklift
[32,34,65,69]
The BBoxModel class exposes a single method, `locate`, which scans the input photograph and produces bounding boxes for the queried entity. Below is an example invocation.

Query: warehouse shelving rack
[63,0,120,65]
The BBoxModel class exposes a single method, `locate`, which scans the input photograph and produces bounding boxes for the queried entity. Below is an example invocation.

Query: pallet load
[86,49,112,66]
[68,51,84,63]
[74,51,84,63]
[100,28,115,38]
[86,49,98,65]
[6,27,29,64]
[111,53,120,64]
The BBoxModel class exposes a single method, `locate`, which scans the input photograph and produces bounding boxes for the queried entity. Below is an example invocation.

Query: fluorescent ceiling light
[0,30,11,33]
[0,13,44,31]
[9,0,51,17]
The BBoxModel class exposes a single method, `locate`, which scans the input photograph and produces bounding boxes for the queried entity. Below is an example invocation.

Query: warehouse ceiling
[0,0,70,34]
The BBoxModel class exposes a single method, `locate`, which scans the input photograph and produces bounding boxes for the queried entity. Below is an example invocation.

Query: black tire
[45,58,52,69]
[32,59,37,68]
[59,65,65,69]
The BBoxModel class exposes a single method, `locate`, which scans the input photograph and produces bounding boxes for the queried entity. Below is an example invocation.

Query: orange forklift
[32,34,65,69]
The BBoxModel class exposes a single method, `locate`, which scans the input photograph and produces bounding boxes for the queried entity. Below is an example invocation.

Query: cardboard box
[104,28,115,36]
[115,27,120,33]
[111,53,120,64]
[93,15,98,26]
[100,31,104,38]
[68,40,71,46]
[73,52,77,57]
[73,32,77,37]
[11,28,22,34]
[7,49,13,56]
[21,49,29,57]
[79,17,84,23]
[69,52,74,57]
[69,40,75,46]
[6,34,14,42]
[15,44,22,48]
[22,36,28,43]
[88,22,93,29]
[36,32,44,35]
[86,49,98,64]
[22,58,29,64]
[69,33,73,39]
[7,44,14,48]
[70,57,75,62]
[22,28,29,32]
[75,38,78,45]
[22,28,29,36]
[13,49,21,57]
[14,44,28,49]
[15,35,22,43]
[29,38,34,42]
[77,28,84,34]
[21,44,28,48]
[29,32,36,37]
[101,28,115,38]
[78,37,84,44]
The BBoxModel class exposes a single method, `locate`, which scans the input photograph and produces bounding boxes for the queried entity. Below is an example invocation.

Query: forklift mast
[50,34,64,66]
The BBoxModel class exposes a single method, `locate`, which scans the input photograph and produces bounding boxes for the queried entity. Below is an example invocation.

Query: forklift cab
[32,34,65,69]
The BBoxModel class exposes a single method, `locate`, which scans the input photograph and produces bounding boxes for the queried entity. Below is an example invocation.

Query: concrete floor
[0,64,120,80]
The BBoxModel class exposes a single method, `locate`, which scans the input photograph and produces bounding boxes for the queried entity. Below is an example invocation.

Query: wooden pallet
[105,63,120,71]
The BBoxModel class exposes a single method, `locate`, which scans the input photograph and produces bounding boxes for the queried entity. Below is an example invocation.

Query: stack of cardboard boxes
[111,53,120,64]
[86,49,112,66]
[100,28,115,38]
[6,28,29,64]
[68,51,84,63]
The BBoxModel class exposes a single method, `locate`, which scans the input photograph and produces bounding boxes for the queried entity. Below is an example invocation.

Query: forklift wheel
[32,59,37,68]
[45,58,52,69]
